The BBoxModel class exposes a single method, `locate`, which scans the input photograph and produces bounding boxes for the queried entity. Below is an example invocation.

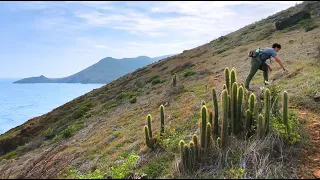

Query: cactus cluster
[142,66,293,173]
[144,105,166,149]
[144,114,155,149]
[180,135,199,171]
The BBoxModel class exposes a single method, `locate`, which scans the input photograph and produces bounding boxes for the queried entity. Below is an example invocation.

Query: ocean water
[0,78,105,134]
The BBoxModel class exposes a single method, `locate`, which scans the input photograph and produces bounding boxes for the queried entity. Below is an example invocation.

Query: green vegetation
[60,154,139,179]
[72,102,93,119]
[184,71,197,78]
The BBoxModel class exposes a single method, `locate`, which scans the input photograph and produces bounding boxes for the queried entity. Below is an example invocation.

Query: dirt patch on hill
[296,109,320,179]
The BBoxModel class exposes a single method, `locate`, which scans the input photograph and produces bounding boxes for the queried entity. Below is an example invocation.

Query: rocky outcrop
[275,11,311,30]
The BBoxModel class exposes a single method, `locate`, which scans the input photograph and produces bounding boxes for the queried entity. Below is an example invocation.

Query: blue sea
[0,78,105,134]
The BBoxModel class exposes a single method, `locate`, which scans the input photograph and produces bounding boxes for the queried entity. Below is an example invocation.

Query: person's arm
[274,56,289,72]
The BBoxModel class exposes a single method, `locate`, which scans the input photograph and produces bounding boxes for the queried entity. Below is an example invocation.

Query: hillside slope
[13,55,175,84]
[0,1,319,179]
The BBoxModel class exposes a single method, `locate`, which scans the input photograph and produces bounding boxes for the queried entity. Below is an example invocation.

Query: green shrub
[184,71,197,77]
[305,25,319,32]
[116,91,138,100]
[72,103,93,119]
[110,154,139,179]
[298,20,306,25]
[0,150,17,160]
[130,96,137,103]
[55,122,84,140]
[59,167,105,179]
[151,78,162,85]
[43,127,55,139]
[272,110,301,145]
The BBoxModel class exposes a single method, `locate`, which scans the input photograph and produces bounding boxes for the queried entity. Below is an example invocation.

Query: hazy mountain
[13,54,175,84]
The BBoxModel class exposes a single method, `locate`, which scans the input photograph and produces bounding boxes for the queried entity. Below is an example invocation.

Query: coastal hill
[1,1,320,179]
[13,55,175,84]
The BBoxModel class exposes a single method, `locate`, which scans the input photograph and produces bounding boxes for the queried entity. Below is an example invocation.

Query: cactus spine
[283,91,289,134]
[231,82,238,134]
[160,105,165,137]
[237,86,244,132]
[225,67,230,93]
[147,114,152,138]
[212,88,219,137]
[205,123,212,151]
[264,89,271,135]
[221,89,228,149]
[201,106,207,150]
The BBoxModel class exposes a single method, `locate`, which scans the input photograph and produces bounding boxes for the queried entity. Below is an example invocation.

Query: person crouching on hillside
[245,43,289,90]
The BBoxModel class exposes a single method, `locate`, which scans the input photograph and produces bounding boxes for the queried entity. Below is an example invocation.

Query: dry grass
[174,130,302,179]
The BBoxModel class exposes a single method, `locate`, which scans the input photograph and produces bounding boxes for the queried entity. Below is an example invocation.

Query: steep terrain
[13,55,174,84]
[0,1,320,179]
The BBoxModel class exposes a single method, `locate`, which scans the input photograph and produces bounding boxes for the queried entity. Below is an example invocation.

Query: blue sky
[0,1,302,78]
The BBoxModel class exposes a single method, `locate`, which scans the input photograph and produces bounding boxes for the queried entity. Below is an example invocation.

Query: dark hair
[272,43,281,49]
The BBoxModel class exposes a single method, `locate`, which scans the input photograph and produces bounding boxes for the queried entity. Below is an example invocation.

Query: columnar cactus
[237,86,244,132]
[201,106,208,150]
[228,94,231,126]
[180,140,186,169]
[160,105,165,137]
[225,67,230,93]
[221,89,228,149]
[283,91,289,134]
[189,141,195,168]
[258,114,264,138]
[246,109,252,132]
[147,114,152,138]
[230,68,237,90]
[209,111,213,126]
[249,93,256,118]
[172,73,177,87]
[205,123,212,151]
[264,89,271,135]
[212,88,219,137]
[183,144,190,169]
[192,134,199,160]
[217,137,222,149]
[144,126,151,148]
[231,82,238,134]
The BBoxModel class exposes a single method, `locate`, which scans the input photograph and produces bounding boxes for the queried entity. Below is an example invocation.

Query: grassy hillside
[0,1,319,179]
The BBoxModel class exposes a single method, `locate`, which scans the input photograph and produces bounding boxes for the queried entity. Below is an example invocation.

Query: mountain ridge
[13,54,176,84]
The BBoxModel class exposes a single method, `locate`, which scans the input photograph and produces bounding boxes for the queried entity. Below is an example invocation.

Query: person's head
[272,43,281,52]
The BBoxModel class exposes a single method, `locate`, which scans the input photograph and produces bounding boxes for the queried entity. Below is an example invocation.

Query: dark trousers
[245,58,268,88]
